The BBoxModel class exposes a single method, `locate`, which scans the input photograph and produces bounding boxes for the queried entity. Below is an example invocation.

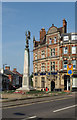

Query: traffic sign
[67,64,73,75]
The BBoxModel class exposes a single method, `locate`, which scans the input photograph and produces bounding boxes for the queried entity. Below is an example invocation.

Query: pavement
[1,91,73,102]
[2,93,76,119]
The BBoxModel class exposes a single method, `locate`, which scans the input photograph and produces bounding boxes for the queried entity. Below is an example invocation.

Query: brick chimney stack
[63,19,67,33]
[5,66,10,70]
[40,28,46,41]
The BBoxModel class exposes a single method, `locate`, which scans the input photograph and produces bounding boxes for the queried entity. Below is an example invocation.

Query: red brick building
[4,66,22,90]
[33,19,77,91]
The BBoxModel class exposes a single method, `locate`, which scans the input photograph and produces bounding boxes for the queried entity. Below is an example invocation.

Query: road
[2,94,77,120]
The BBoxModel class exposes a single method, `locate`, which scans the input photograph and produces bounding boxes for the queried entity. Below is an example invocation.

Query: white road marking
[26,116,37,119]
[53,104,77,113]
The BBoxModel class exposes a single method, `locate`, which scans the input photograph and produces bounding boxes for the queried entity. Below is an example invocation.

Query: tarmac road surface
[2,93,77,120]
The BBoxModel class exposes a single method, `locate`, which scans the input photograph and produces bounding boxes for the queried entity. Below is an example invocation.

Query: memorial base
[16,86,30,92]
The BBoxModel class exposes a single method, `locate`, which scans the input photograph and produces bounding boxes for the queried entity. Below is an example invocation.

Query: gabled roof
[13,70,23,77]
[4,69,15,75]
[47,25,58,34]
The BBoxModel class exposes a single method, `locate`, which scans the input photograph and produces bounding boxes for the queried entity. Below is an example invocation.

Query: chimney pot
[13,68,17,71]
[5,66,10,70]
[52,24,54,26]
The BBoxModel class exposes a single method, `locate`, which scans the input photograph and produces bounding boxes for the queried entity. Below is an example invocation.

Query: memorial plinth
[17,31,31,92]
[17,48,30,91]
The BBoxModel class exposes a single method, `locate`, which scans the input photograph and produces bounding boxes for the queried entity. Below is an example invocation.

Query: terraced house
[33,19,77,91]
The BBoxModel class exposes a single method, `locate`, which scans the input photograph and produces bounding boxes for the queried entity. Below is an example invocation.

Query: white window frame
[35,53,37,60]
[51,49,52,56]
[54,37,56,43]
[63,36,69,41]
[63,60,67,69]
[71,35,77,40]
[52,48,55,56]
[51,62,52,71]
[72,60,76,69]
[35,64,37,73]
[53,62,55,71]
[64,47,68,54]
[41,63,45,72]
[49,38,52,44]
[41,50,45,58]
[72,46,76,54]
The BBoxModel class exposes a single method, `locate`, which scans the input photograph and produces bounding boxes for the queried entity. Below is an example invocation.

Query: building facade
[3,66,22,90]
[60,33,77,91]
[33,19,77,91]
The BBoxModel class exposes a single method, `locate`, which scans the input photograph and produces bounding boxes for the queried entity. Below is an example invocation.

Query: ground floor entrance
[51,81,55,91]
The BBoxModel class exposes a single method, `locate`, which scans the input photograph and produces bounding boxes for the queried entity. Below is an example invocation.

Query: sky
[2,2,75,74]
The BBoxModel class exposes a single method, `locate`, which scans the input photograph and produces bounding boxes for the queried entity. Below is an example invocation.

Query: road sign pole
[67,64,73,91]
